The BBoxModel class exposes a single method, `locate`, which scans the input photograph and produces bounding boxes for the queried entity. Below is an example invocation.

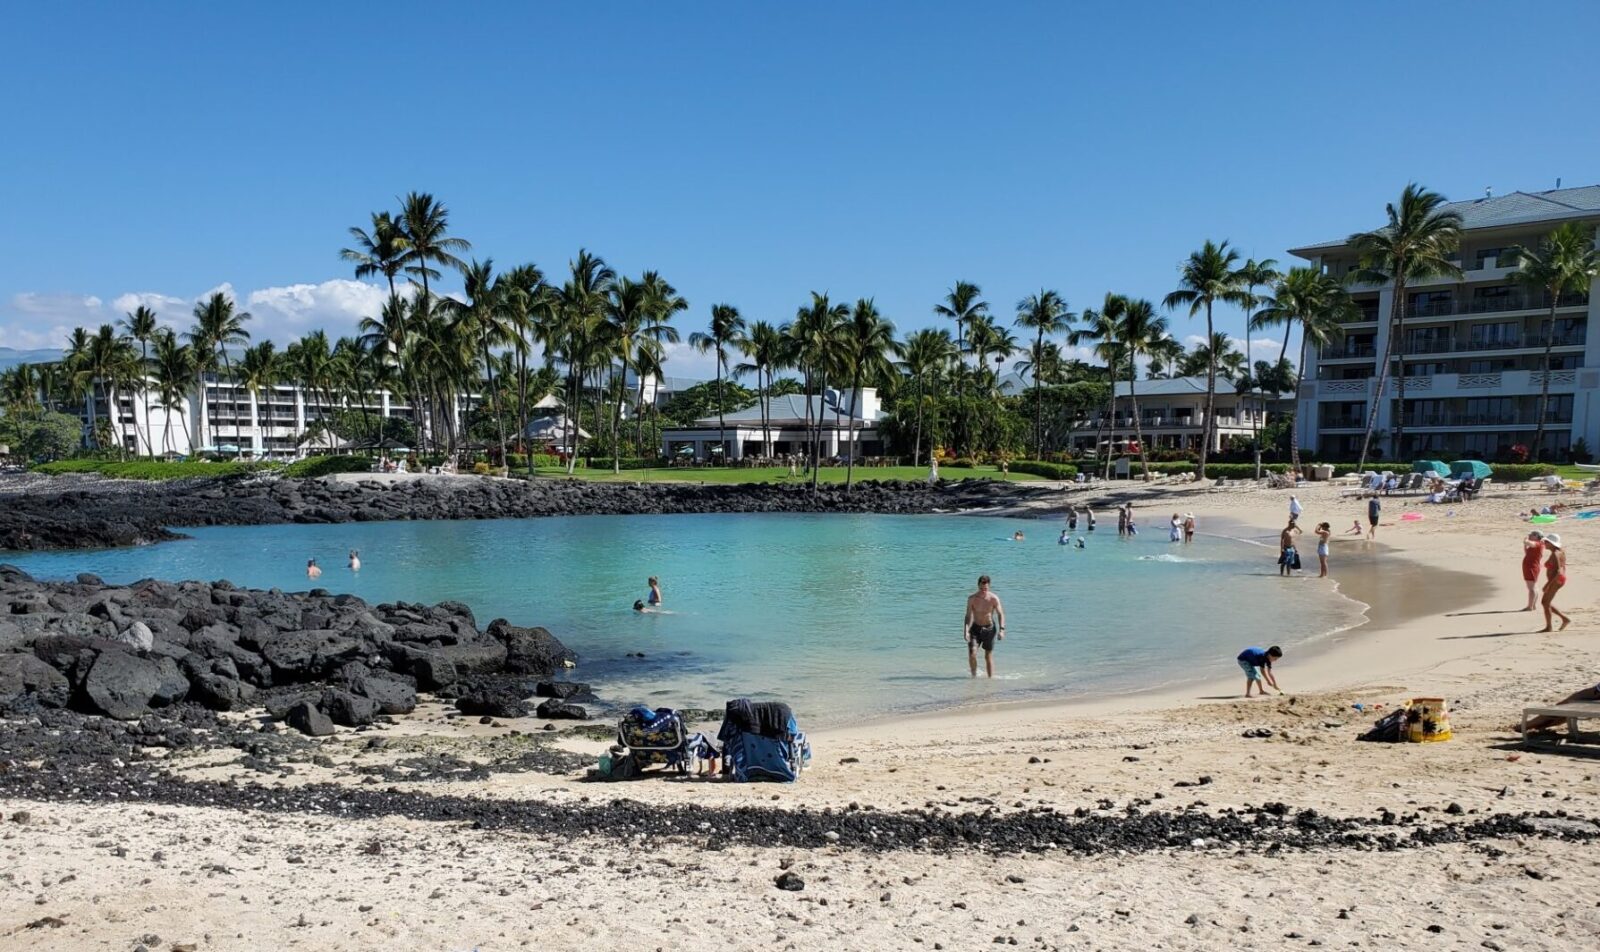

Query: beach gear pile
[596,698,810,782]
[1358,697,1453,743]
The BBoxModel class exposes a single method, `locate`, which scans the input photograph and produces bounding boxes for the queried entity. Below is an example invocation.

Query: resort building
[659,388,886,462]
[1072,376,1274,455]
[1291,186,1600,460]
[85,375,466,459]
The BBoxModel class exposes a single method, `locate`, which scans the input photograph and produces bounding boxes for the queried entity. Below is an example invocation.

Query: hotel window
[1408,290,1453,316]
[1465,358,1515,373]
[1466,322,1520,348]
[1474,248,1506,269]
[1459,433,1500,459]
[1553,318,1586,342]
[1404,326,1451,353]
[1401,362,1448,376]
[1545,354,1582,370]
[1543,394,1574,423]
[1463,397,1514,423]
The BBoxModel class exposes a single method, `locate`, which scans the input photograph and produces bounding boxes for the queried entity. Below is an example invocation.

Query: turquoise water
[3,514,1364,725]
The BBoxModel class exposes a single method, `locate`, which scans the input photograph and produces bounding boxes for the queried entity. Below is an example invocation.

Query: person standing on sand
[306,559,321,580]
[1289,495,1303,521]
[963,575,1007,678]
[1521,531,1545,611]
[1314,522,1331,578]
[1539,534,1571,632]
[1366,496,1381,540]
[1237,646,1284,697]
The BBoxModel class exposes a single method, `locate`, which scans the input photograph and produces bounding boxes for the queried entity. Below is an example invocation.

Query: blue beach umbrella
[1412,459,1449,476]
[1450,459,1493,479]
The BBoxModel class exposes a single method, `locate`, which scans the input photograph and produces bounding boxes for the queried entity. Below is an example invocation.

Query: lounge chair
[613,706,718,776]
[1521,701,1600,748]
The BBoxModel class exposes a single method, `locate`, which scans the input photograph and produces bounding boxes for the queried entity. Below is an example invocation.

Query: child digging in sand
[1237,646,1284,697]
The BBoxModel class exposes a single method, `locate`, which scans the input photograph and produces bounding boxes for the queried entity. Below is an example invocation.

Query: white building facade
[1073,376,1272,455]
[660,388,886,462]
[1291,186,1600,461]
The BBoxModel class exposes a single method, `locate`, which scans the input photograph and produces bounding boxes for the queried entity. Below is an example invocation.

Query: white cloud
[242,279,388,341]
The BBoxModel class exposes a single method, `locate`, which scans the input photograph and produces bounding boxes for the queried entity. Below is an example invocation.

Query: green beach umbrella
[1412,459,1449,476]
[1450,459,1493,479]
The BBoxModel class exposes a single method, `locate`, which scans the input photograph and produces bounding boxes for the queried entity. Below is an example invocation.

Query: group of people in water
[305,550,361,579]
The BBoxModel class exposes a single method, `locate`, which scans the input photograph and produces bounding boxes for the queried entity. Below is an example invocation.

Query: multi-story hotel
[1291,186,1600,461]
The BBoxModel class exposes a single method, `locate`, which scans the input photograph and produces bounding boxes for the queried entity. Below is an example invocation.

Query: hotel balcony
[1309,369,1579,400]
[1405,292,1589,320]
[1397,331,1585,357]
[1394,412,1573,430]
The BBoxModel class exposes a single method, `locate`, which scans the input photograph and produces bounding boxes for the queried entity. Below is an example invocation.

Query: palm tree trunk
[1129,361,1150,481]
[715,354,726,466]
[1357,275,1406,471]
[1392,295,1408,462]
[1101,383,1117,480]
[913,376,925,467]
[1292,335,1309,476]
[610,361,624,474]
[1246,286,1260,479]
[483,342,507,470]
[761,366,772,458]
[1200,300,1215,480]
[1531,296,1558,463]
[846,372,861,490]
[1033,328,1045,458]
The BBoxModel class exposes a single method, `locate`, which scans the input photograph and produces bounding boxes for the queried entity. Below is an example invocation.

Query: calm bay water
[3,513,1364,725]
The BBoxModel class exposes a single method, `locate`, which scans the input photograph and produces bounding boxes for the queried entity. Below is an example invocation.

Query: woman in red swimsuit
[1522,530,1546,611]
[1539,533,1571,633]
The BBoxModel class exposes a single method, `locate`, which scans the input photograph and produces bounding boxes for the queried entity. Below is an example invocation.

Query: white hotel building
[1291,186,1600,461]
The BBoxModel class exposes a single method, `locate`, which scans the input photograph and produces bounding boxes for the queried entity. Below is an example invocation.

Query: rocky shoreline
[0,564,582,734]
[0,472,1051,550]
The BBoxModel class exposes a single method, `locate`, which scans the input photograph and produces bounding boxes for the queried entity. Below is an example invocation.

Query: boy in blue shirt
[1237,645,1284,697]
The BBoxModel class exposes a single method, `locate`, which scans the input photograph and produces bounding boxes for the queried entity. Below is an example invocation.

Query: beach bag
[1404,698,1452,743]
[1358,709,1406,743]
[724,732,800,783]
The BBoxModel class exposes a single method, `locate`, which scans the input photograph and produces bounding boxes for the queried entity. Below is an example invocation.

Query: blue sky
[3,1,1597,375]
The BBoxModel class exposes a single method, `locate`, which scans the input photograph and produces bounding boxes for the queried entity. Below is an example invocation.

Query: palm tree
[63,326,93,442]
[1013,289,1075,457]
[841,299,898,488]
[551,250,616,473]
[1071,295,1128,477]
[78,325,137,456]
[361,292,424,448]
[1348,184,1463,467]
[117,305,160,457]
[1234,258,1281,477]
[735,320,787,459]
[287,330,337,441]
[341,211,410,296]
[441,259,516,467]
[689,304,748,465]
[1118,298,1169,481]
[1164,239,1249,479]
[187,292,252,455]
[1253,267,1357,474]
[604,276,649,473]
[236,341,282,457]
[150,330,195,456]
[1146,335,1185,379]
[398,192,471,298]
[638,271,687,456]
[499,264,548,471]
[787,292,849,490]
[933,282,988,456]
[1504,222,1599,462]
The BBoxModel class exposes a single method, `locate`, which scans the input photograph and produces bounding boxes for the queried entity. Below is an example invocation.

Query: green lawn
[526,464,1043,484]
[1551,464,1598,482]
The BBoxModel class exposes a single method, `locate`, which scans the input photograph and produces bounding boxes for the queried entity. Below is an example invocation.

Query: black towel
[720,698,794,740]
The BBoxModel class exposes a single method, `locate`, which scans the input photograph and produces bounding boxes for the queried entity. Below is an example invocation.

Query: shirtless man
[963,575,1007,678]
[306,559,321,580]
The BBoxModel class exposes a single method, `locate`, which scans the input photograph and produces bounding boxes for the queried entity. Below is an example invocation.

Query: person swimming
[1074,537,1086,549]
[1058,529,1069,545]
[348,550,361,571]
[306,558,321,580]
[1012,531,1025,542]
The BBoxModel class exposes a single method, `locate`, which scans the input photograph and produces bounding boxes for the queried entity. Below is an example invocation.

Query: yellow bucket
[1404,698,1452,743]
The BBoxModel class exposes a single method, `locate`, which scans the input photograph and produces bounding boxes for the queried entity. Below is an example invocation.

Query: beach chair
[1521,702,1600,749]
[614,706,718,776]
[717,698,811,782]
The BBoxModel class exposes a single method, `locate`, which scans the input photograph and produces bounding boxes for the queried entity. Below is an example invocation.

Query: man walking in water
[963,575,1007,678]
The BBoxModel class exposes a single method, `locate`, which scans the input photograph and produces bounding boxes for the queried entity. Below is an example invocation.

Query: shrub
[1008,460,1077,480]
[472,461,491,475]
[31,459,261,481]
[1481,463,1556,482]
[1202,463,1291,479]
[946,458,977,468]
[281,455,374,479]
[586,457,661,470]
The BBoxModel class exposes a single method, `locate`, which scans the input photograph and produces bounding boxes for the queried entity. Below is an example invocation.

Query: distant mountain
[0,347,61,371]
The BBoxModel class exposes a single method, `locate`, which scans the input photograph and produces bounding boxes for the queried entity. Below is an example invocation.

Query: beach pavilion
[659,388,887,462]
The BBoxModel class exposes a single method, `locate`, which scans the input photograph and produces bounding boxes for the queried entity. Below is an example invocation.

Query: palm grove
[6,184,1587,475]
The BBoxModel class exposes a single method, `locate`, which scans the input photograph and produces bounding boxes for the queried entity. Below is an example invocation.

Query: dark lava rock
[535,698,587,720]
[456,684,531,719]
[320,688,379,727]
[408,652,458,691]
[80,650,163,720]
[0,653,71,711]
[533,680,593,701]
[349,675,416,715]
[488,620,576,675]
[284,700,335,737]
[775,872,805,891]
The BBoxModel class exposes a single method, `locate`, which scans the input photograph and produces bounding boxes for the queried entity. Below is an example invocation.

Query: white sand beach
[4,479,1599,951]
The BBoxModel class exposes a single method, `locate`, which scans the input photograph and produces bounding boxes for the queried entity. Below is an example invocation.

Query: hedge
[281,455,375,478]
[1007,460,1078,480]
[1480,463,1557,481]
[31,459,259,481]
[585,457,662,470]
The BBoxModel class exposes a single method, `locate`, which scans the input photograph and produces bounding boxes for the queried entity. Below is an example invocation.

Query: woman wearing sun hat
[1538,533,1571,633]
